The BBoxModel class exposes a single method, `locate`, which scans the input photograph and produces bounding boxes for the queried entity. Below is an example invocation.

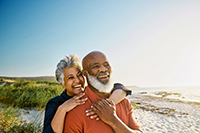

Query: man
[64,51,142,133]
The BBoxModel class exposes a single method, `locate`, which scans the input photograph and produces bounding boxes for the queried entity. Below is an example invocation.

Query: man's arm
[91,99,142,133]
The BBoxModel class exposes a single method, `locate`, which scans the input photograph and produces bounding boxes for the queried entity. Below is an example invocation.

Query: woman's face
[62,67,85,96]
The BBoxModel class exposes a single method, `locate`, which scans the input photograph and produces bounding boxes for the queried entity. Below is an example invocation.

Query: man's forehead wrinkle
[91,62,99,66]
[82,51,109,70]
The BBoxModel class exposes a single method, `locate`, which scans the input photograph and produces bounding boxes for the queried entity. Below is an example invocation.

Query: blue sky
[0,0,200,87]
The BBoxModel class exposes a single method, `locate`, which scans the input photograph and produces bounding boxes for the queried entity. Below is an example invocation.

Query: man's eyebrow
[90,62,99,67]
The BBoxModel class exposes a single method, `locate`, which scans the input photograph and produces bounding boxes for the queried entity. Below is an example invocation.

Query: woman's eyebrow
[77,71,82,74]
[66,74,73,78]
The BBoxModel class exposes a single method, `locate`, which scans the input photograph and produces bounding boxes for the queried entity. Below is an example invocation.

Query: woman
[43,55,131,133]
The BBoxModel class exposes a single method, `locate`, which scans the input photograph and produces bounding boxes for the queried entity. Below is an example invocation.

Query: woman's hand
[60,92,87,112]
[85,108,100,120]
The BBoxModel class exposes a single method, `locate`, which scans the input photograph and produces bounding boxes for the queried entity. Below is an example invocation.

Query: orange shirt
[64,86,140,133]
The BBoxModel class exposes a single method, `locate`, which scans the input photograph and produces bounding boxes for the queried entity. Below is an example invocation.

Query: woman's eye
[78,73,82,77]
[68,77,74,79]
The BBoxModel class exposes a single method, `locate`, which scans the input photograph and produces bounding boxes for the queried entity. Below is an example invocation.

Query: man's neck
[88,84,109,99]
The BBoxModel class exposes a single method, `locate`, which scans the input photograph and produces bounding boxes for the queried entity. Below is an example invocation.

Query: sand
[128,94,200,133]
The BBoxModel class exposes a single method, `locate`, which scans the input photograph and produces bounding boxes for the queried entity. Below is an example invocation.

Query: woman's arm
[51,93,87,133]
[109,89,126,104]
[110,83,132,104]
[43,92,87,133]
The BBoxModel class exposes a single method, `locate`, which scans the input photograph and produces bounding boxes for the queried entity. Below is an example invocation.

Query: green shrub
[0,80,63,110]
[131,102,140,110]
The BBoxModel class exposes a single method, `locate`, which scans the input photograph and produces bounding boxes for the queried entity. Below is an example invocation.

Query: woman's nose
[74,76,80,83]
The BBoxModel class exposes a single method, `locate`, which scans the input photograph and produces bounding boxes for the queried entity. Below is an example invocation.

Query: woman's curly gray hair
[55,55,81,85]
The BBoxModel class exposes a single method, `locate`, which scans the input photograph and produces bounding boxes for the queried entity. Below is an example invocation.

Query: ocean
[129,86,200,103]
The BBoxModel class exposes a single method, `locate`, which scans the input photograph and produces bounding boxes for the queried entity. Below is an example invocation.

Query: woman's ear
[60,83,65,90]
[82,70,87,77]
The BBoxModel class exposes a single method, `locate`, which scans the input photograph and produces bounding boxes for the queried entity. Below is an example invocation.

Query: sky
[0,0,200,87]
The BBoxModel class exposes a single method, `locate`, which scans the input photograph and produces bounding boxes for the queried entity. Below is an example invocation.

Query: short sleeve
[111,83,132,96]
[127,100,141,131]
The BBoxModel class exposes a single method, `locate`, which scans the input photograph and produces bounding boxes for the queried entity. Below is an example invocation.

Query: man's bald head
[82,51,108,72]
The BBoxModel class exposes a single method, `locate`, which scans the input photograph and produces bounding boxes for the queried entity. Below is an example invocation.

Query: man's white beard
[86,72,113,93]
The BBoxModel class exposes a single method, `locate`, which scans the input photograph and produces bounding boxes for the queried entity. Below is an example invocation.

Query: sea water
[129,86,200,103]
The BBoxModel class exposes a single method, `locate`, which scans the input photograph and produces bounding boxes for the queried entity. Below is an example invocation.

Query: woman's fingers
[90,114,98,119]
[86,111,96,117]
[85,109,100,120]
[76,97,87,105]
[74,92,85,99]
[72,92,88,105]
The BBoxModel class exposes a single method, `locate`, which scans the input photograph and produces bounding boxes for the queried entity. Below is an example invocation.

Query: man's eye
[93,66,99,68]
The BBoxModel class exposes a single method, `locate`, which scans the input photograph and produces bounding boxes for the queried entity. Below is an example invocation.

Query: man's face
[86,53,112,84]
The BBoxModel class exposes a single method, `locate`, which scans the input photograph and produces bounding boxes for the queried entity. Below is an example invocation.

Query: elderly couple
[43,51,142,133]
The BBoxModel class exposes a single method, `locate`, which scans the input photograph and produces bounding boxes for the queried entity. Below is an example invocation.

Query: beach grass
[0,80,63,110]
[0,105,43,133]
[0,79,62,132]
[131,102,140,110]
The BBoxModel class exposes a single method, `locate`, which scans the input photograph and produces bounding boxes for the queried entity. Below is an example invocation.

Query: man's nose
[99,65,107,72]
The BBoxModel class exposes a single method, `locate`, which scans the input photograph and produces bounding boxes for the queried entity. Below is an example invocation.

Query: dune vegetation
[0,78,140,132]
[0,79,63,132]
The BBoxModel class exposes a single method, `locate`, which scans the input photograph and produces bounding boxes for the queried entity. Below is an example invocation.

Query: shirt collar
[85,86,102,103]
[61,90,72,100]
[84,86,111,103]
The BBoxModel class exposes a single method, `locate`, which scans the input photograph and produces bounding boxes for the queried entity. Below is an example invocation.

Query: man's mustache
[97,72,110,77]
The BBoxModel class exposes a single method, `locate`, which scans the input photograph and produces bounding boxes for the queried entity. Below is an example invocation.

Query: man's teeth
[98,75,108,78]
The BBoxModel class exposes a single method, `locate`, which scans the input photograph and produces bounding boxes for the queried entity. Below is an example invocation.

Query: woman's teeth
[73,85,82,89]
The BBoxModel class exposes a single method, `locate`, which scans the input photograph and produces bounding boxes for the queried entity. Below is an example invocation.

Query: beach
[20,86,200,133]
[128,88,200,133]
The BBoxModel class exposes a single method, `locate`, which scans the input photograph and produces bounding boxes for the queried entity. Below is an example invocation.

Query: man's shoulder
[116,97,131,109]
[120,97,130,104]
